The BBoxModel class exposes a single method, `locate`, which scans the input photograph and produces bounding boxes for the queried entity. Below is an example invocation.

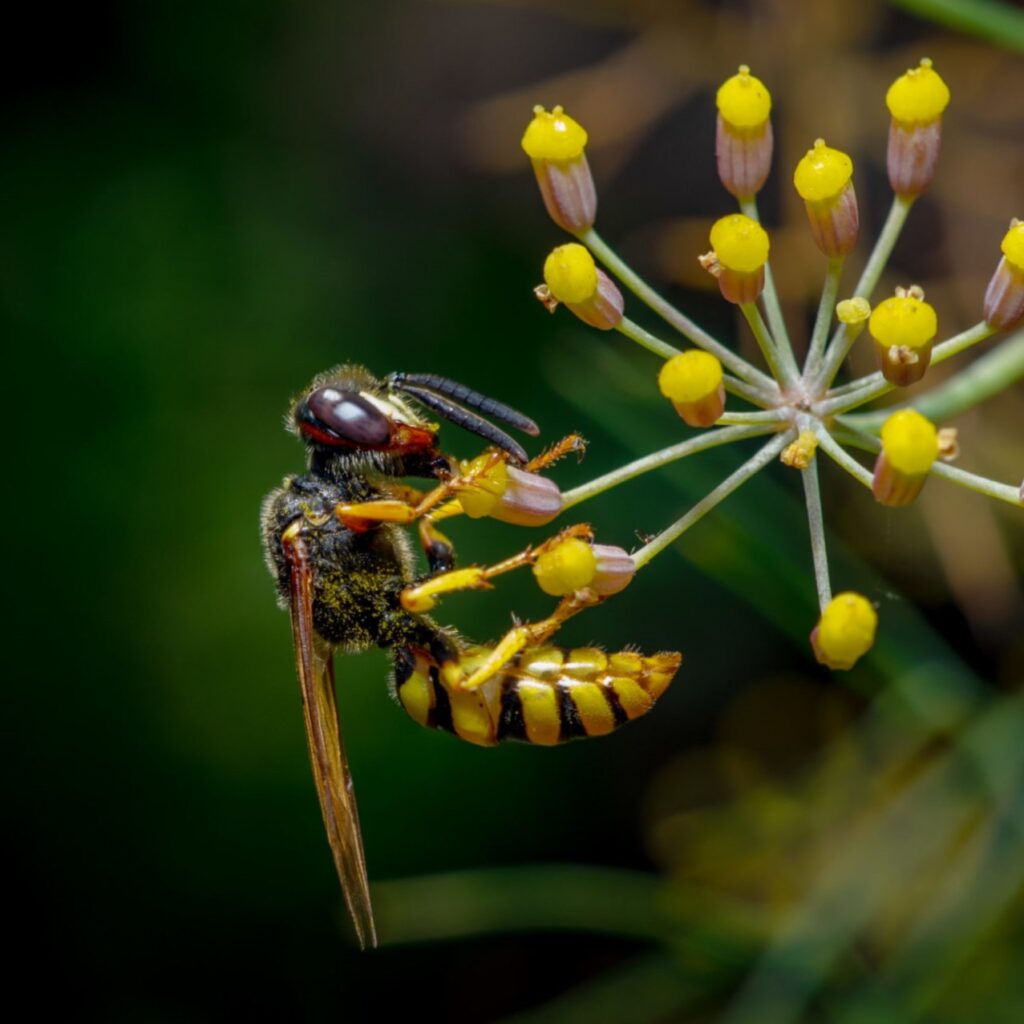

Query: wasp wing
[284,529,377,949]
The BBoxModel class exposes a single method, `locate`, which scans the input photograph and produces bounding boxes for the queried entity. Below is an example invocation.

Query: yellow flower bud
[455,455,508,518]
[715,65,773,199]
[532,536,597,596]
[1002,220,1024,271]
[881,409,939,474]
[540,243,623,330]
[794,140,859,257]
[811,592,877,671]
[716,65,771,128]
[886,59,950,198]
[984,220,1024,330]
[794,140,853,202]
[837,297,871,326]
[869,290,938,386]
[522,105,596,233]
[658,351,725,427]
[543,243,597,304]
[873,408,939,506]
[886,59,950,126]
[707,214,769,303]
[710,213,770,272]
[456,457,563,526]
[781,430,819,470]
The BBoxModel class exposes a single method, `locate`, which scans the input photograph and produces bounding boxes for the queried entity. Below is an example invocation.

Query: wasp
[261,365,681,948]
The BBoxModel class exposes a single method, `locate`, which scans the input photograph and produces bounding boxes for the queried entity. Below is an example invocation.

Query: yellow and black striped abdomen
[396,644,680,747]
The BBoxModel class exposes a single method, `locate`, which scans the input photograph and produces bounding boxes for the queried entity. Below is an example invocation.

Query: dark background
[5,1,1023,1021]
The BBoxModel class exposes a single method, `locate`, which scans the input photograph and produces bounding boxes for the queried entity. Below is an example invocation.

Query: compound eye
[304,387,392,446]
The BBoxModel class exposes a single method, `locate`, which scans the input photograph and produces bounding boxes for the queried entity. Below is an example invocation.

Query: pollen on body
[544,243,598,304]
[521,105,588,162]
[886,59,950,125]
[716,65,771,129]
[709,214,769,273]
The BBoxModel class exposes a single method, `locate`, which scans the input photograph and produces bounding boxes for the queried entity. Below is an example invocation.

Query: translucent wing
[282,528,377,949]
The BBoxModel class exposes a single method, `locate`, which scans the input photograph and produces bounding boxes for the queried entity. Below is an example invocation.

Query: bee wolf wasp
[261,365,681,948]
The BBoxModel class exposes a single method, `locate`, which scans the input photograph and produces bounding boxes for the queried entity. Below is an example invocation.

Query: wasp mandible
[261,365,681,948]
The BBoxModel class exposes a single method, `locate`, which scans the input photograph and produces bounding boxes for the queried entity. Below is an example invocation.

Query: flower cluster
[514,60,1022,671]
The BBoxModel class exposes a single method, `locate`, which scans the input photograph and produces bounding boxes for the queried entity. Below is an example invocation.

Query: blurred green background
[5,1,1023,1020]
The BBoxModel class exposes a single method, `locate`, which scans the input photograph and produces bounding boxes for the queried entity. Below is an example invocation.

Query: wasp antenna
[396,384,530,465]
[388,373,540,436]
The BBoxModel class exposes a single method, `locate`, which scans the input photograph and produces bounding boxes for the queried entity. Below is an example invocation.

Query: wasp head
[291,365,540,481]
[292,365,447,481]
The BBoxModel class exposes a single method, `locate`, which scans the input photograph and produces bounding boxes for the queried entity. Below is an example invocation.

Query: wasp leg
[375,482,461,575]
[524,433,586,474]
[334,450,506,531]
[417,518,456,575]
[400,524,594,613]
[443,588,602,693]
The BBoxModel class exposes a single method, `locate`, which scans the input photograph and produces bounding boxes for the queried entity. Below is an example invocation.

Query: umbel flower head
[521,57,1023,672]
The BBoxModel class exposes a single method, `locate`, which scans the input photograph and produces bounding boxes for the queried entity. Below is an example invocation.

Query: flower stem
[560,424,779,510]
[802,455,833,612]
[853,194,913,303]
[617,316,776,406]
[580,227,775,389]
[741,302,790,383]
[841,329,1024,430]
[718,409,789,425]
[815,321,861,391]
[817,321,997,417]
[814,427,874,489]
[805,257,845,380]
[739,197,800,382]
[616,316,682,360]
[632,431,793,569]
[818,196,913,362]
[929,461,1023,507]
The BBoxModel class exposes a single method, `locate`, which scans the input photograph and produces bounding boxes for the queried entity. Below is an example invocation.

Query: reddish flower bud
[983,220,1024,331]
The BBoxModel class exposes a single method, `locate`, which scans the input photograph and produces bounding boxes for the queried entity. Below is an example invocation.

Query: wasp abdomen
[396,644,680,747]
